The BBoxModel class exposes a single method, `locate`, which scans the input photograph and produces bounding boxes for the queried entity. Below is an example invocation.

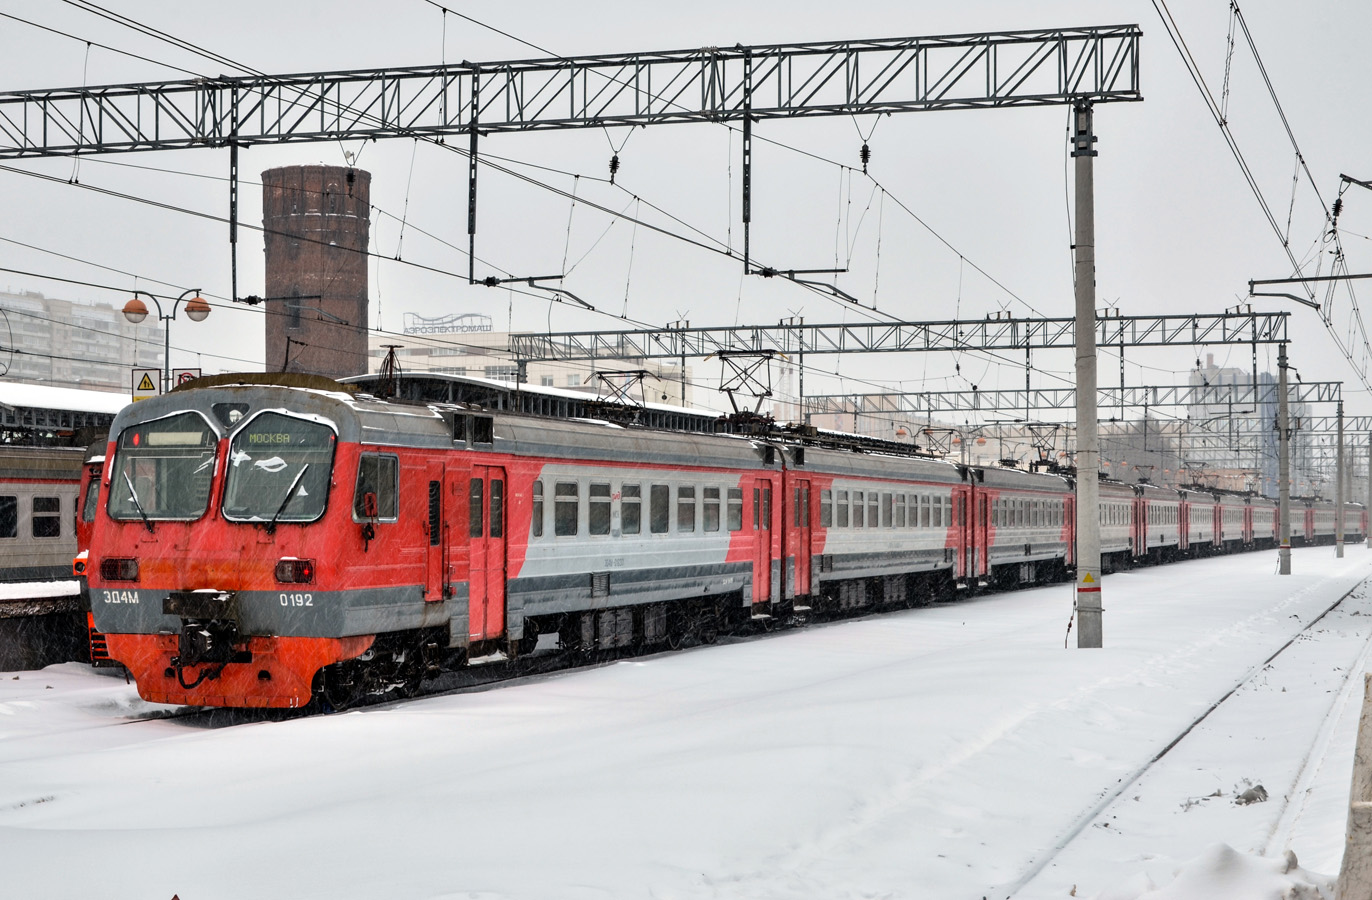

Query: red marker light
[274,558,315,584]
[132,432,141,446]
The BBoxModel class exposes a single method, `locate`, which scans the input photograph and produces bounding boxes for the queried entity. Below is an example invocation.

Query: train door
[957,490,970,579]
[1133,499,1145,557]
[974,491,990,579]
[468,465,507,639]
[754,479,773,603]
[425,461,445,602]
[792,478,811,597]
[1179,501,1190,552]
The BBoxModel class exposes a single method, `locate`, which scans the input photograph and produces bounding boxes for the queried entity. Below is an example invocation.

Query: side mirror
[360,492,378,552]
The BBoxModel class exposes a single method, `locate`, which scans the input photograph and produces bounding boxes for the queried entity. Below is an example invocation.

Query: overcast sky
[0,0,1369,423]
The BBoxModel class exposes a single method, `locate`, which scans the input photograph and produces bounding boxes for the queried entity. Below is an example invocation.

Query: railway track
[1000,574,1372,898]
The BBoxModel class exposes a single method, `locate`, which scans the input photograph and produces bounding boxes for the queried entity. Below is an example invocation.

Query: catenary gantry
[0,26,1140,155]
[802,380,1339,417]
[508,313,1289,363]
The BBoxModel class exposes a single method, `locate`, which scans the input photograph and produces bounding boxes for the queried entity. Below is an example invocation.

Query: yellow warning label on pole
[1082,572,1095,583]
[131,367,161,402]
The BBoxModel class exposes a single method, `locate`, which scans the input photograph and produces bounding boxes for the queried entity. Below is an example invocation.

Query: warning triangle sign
[136,373,156,391]
[1082,572,1095,583]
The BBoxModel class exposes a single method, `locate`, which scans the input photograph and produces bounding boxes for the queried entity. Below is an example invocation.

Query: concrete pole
[1278,344,1292,575]
[1366,431,1371,550]
[1336,673,1372,899]
[1071,101,1102,648]
[1337,401,1345,558]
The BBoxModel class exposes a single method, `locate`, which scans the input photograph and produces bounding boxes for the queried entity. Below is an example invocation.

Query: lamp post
[122,289,210,392]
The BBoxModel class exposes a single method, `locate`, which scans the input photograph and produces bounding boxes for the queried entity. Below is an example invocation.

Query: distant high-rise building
[367,311,695,406]
[0,289,160,390]
[262,165,371,379]
[1188,352,1308,497]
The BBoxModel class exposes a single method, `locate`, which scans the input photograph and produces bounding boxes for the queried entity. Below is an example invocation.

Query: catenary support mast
[1071,102,1102,647]
[1279,343,1292,575]
[1338,400,1345,558]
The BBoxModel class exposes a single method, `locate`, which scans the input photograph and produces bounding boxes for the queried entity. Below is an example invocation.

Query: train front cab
[70,440,117,666]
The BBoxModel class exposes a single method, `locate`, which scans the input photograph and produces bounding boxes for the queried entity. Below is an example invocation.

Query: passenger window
[81,477,100,523]
[852,491,865,528]
[589,483,611,535]
[678,486,696,533]
[727,487,743,531]
[554,482,579,536]
[469,478,484,538]
[761,486,772,530]
[753,488,760,530]
[354,454,399,520]
[836,490,849,528]
[489,479,503,538]
[33,496,60,538]
[428,481,441,546]
[820,489,833,528]
[921,496,931,528]
[532,480,544,537]
[650,484,669,534]
[704,487,721,532]
[893,493,905,528]
[622,484,641,535]
[867,493,878,529]
[881,493,892,528]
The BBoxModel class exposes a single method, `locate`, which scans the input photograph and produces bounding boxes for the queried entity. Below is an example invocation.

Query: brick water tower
[262,165,371,378]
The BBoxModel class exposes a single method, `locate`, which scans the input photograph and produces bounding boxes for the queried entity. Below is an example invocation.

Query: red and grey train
[84,373,1366,709]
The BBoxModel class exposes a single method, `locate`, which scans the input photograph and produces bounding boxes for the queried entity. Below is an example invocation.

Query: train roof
[116,377,775,469]
[342,371,723,434]
[975,463,1072,493]
[0,381,128,415]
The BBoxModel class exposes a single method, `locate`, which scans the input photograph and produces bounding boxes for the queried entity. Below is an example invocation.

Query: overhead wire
[1152,0,1372,394]
[23,5,1141,404]
[21,4,1033,341]
[0,11,204,79]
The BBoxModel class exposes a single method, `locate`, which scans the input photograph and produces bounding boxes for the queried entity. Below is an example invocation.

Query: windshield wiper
[266,464,309,535]
[122,471,155,534]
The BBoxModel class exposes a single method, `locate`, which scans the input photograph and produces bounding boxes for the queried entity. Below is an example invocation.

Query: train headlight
[274,558,315,584]
[99,558,139,582]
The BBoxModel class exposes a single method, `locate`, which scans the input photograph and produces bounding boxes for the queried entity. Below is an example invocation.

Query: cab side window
[353,454,399,520]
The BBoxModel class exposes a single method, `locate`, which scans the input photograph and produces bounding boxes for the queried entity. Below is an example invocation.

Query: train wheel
[316,664,363,712]
[665,607,690,650]
[517,619,540,657]
[697,603,721,645]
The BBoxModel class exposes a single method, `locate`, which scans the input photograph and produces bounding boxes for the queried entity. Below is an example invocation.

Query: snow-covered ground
[2,546,1370,900]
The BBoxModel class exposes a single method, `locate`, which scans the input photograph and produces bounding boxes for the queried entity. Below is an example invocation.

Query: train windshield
[222,412,336,524]
[108,413,218,521]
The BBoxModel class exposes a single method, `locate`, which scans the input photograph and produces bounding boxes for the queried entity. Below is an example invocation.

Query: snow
[2,546,1371,900]
[0,381,129,415]
[0,579,80,601]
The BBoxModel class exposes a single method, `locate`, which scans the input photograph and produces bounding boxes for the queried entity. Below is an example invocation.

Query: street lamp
[122,289,210,392]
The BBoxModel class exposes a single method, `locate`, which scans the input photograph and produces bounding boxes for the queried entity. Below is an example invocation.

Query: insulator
[1333,197,1343,221]
[609,154,620,184]
[859,143,871,174]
